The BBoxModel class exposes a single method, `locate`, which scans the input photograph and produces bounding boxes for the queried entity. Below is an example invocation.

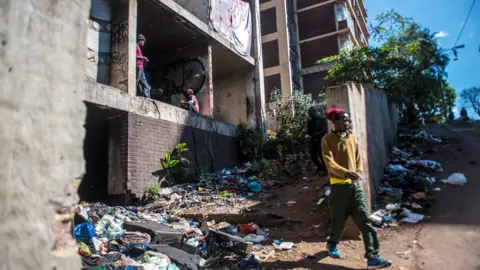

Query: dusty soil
[183,125,480,269]
[258,125,480,270]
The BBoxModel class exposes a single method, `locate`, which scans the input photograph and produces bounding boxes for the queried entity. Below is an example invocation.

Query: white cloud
[453,107,459,116]
[434,31,449,38]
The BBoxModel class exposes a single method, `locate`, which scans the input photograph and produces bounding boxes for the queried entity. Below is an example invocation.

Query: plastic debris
[408,160,443,172]
[442,173,467,186]
[286,201,296,206]
[273,242,294,250]
[401,213,425,224]
[247,181,262,192]
[74,222,96,243]
[95,215,124,240]
[244,234,265,243]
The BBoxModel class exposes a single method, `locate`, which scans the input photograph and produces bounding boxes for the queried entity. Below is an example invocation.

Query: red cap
[326,107,345,121]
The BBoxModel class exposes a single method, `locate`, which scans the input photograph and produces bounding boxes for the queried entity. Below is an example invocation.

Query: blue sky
[365,0,480,118]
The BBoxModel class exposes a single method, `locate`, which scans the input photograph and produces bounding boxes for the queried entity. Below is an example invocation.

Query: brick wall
[123,113,240,197]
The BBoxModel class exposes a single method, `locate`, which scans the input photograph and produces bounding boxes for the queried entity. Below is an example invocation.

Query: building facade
[260,0,369,101]
[83,0,266,202]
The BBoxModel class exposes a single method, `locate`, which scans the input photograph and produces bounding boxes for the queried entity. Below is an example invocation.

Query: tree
[460,107,470,121]
[317,10,453,124]
[460,86,480,118]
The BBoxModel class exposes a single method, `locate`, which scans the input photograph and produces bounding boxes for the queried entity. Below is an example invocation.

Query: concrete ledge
[83,81,237,137]
[301,63,334,75]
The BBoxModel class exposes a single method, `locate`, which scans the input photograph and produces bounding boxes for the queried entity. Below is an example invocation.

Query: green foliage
[143,184,160,203]
[268,89,319,141]
[237,123,262,161]
[160,142,190,186]
[266,130,277,141]
[317,10,455,124]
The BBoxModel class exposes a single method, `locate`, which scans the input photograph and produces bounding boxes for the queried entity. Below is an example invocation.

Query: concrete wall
[325,83,398,206]
[213,73,249,125]
[0,0,89,269]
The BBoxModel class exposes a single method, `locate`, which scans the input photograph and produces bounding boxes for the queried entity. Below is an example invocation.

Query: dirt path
[261,125,480,270]
[413,125,480,270]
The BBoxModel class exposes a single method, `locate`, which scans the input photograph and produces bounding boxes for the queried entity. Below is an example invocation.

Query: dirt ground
[258,124,480,270]
[182,124,479,269]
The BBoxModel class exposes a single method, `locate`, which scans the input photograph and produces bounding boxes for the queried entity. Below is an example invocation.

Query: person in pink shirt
[181,89,199,113]
[136,34,150,98]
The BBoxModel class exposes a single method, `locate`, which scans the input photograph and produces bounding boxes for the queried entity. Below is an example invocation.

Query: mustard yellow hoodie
[321,131,362,185]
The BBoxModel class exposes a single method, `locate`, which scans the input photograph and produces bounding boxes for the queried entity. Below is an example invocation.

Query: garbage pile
[74,199,283,269]
[74,203,184,270]
[143,162,277,214]
[370,131,447,227]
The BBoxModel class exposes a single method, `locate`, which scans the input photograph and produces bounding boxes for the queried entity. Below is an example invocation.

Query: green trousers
[328,183,380,259]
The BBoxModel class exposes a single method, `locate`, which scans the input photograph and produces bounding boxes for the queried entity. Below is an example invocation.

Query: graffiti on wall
[111,19,129,44]
[110,19,128,87]
[158,58,206,102]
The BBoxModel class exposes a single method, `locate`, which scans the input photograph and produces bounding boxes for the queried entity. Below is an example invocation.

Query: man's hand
[345,172,361,182]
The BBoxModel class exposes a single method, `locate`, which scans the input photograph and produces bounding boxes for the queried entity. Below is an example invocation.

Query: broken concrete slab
[123,221,185,246]
[148,244,205,270]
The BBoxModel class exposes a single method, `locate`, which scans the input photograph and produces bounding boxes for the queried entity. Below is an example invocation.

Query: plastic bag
[95,214,124,240]
[442,173,467,186]
[74,222,95,243]
[408,160,443,172]
[248,181,262,192]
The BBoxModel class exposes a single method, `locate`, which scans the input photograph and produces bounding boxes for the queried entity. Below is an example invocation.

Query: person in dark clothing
[307,106,328,174]
[136,34,150,98]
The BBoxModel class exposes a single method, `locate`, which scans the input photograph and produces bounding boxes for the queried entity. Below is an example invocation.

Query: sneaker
[326,243,342,258]
[367,257,392,269]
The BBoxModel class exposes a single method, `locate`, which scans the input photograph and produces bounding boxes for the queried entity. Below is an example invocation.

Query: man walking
[321,108,391,269]
[136,34,150,98]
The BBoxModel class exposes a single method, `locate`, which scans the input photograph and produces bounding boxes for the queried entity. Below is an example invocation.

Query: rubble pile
[74,200,285,269]
[74,160,291,269]
[370,131,448,227]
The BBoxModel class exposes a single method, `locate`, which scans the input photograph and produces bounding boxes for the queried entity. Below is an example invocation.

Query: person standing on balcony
[321,108,391,269]
[136,34,150,98]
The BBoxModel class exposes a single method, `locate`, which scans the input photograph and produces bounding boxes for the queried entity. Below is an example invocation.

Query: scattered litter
[442,173,467,186]
[274,242,294,250]
[408,160,443,172]
[244,234,265,243]
[387,164,408,172]
[372,130,448,228]
[401,213,425,224]
[433,187,441,191]
[286,201,296,206]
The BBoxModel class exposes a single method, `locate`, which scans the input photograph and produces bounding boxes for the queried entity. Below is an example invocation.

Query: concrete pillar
[251,0,267,136]
[0,1,89,269]
[110,0,137,95]
[205,44,214,117]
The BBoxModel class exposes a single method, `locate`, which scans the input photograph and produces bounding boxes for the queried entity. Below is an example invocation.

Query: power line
[453,0,477,47]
